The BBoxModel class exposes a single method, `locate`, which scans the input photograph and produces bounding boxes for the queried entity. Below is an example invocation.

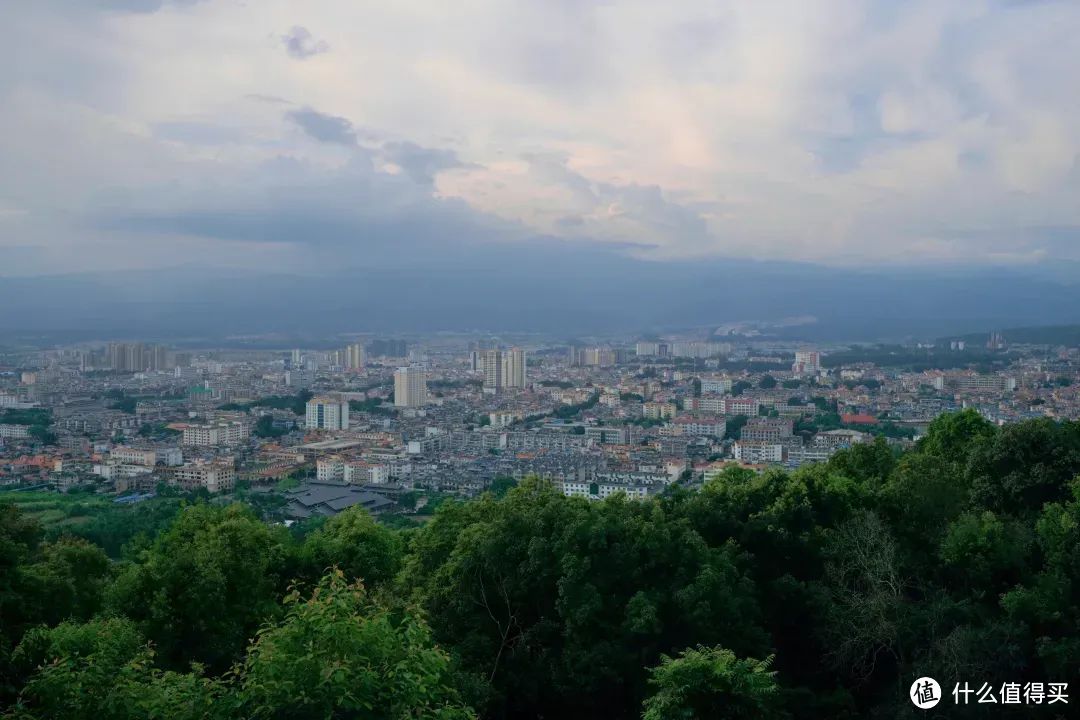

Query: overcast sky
[2,0,1079,276]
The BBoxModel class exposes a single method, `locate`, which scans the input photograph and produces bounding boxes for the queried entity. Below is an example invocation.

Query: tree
[758,375,777,390]
[0,409,51,426]
[19,537,110,627]
[106,504,292,673]
[1,504,45,699]
[917,409,996,459]
[725,414,750,439]
[488,476,518,498]
[1000,482,1080,678]
[110,397,138,414]
[821,511,911,683]
[26,425,57,446]
[234,569,474,720]
[252,415,285,439]
[825,438,896,486]
[6,618,223,720]
[641,646,783,720]
[966,419,1080,518]
[731,381,752,396]
[300,507,403,588]
[401,479,764,719]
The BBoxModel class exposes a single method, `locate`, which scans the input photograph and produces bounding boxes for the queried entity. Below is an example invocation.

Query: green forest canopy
[3,410,1080,718]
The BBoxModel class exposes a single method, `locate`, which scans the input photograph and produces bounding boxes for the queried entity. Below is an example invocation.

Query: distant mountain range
[2,246,1080,344]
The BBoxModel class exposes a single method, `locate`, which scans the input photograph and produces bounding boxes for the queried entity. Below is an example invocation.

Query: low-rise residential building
[700,378,733,394]
[0,424,30,440]
[740,418,794,442]
[316,455,346,482]
[643,401,677,420]
[668,416,726,437]
[734,441,784,464]
[182,421,250,447]
[585,426,635,445]
[110,446,183,467]
[813,429,870,448]
[344,461,390,485]
[172,460,236,493]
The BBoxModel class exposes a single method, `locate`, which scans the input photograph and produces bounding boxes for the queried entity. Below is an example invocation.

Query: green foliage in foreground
[3,410,1080,719]
[5,571,472,720]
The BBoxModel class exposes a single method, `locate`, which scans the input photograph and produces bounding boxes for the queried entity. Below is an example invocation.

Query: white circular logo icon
[910,677,941,709]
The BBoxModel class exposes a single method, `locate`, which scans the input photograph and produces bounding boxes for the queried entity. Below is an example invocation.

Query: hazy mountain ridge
[2,254,1079,342]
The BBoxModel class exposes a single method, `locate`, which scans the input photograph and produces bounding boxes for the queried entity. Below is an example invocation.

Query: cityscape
[1,329,1075,507]
[4,0,1080,717]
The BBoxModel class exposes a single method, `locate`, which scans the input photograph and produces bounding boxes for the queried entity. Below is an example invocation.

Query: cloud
[245,93,293,105]
[381,141,470,184]
[153,121,246,145]
[280,26,329,60]
[3,0,1080,274]
[286,108,357,145]
[91,0,205,13]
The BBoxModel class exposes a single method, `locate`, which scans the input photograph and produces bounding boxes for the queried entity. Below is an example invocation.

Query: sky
[2,0,1080,277]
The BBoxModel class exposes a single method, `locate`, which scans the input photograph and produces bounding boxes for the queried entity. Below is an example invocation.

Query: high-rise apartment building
[345,343,366,370]
[305,396,350,431]
[394,366,429,407]
[368,339,408,358]
[501,347,527,389]
[126,343,145,372]
[583,347,616,367]
[482,349,503,392]
[148,345,167,371]
[106,342,170,372]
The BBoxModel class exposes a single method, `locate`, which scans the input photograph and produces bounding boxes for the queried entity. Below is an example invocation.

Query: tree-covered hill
[3,410,1080,718]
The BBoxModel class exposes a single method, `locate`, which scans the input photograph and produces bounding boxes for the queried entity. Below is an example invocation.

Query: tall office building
[345,343,365,370]
[305,396,350,431]
[482,349,503,392]
[502,347,527,388]
[394,366,429,407]
[291,349,302,367]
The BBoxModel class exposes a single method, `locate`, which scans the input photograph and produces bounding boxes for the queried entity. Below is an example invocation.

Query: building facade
[305,396,350,431]
[394,366,429,407]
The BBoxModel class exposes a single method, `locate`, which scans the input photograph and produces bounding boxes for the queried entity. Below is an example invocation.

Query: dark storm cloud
[286,108,357,145]
[280,26,329,60]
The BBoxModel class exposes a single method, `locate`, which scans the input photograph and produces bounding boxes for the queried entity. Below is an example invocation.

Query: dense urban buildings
[3,328,1076,501]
